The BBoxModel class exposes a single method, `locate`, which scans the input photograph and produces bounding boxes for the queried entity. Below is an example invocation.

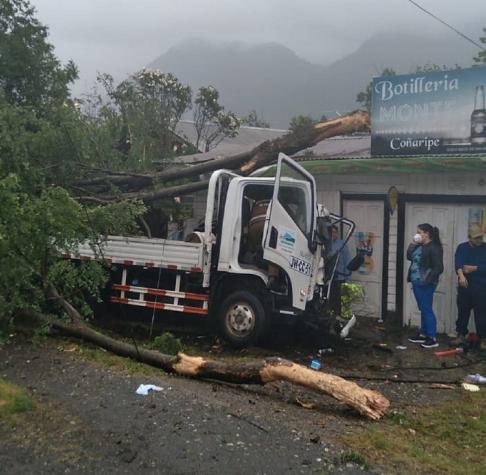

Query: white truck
[68,153,354,347]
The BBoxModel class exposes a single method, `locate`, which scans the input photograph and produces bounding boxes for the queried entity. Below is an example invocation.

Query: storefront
[304,154,486,334]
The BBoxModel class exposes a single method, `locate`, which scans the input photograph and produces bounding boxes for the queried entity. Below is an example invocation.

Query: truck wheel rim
[226,302,255,337]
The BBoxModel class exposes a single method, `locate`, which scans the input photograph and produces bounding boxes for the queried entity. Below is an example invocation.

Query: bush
[149,332,184,355]
[341,282,364,319]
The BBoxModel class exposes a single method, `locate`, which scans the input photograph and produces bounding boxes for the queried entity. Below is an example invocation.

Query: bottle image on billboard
[471,85,486,145]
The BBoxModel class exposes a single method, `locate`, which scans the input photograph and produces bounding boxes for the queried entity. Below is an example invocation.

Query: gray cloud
[30,0,486,94]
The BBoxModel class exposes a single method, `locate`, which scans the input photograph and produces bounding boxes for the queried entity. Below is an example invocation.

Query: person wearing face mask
[407,223,444,348]
[450,224,486,350]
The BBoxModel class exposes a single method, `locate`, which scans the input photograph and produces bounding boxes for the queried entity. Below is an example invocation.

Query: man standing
[329,225,351,317]
[452,224,486,350]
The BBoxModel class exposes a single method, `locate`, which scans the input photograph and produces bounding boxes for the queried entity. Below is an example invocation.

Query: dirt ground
[1,316,484,474]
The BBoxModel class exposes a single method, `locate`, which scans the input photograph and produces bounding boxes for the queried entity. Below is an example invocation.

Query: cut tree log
[49,317,389,420]
[75,110,370,204]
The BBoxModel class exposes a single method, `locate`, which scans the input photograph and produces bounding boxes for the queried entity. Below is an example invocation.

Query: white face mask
[413,233,422,244]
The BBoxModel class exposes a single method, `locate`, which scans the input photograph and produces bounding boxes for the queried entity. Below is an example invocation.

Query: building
[296,136,486,335]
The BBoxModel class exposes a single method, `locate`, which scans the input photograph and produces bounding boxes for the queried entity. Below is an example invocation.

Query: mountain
[149,34,479,128]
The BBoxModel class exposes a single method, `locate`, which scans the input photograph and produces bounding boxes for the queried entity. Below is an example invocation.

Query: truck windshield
[277,162,312,236]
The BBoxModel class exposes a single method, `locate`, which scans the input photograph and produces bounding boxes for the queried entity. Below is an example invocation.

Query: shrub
[149,332,184,355]
[341,282,364,319]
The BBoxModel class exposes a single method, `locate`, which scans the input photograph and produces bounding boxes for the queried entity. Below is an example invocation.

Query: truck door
[263,153,316,310]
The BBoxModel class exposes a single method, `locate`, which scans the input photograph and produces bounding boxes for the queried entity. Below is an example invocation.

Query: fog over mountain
[150,33,479,128]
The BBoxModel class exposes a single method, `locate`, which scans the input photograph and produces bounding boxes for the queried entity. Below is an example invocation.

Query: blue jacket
[455,241,486,289]
[332,239,351,281]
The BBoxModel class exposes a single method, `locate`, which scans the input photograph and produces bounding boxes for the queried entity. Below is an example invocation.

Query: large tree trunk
[76,111,370,204]
[50,317,389,420]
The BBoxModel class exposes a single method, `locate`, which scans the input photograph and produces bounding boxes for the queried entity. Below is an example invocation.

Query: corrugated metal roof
[175,120,288,163]
[293,134,371,160]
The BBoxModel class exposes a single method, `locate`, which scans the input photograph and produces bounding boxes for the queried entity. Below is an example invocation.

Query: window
[277,162,312,236]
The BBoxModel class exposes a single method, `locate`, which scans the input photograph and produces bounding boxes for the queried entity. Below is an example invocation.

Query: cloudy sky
[31,0,486,93]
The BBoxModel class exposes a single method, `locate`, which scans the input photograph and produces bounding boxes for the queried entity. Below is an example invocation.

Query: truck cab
[202,153,354,346]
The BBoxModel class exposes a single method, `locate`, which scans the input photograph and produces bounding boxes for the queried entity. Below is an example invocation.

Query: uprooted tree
[0,0,388,420]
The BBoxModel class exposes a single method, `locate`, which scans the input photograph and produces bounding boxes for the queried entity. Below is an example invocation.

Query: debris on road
[464,373,486,384]
[372,343,393,354]
[310,359,321,370]
[461,382,480,392]
[434,348,464,358]
[135,384,163,395]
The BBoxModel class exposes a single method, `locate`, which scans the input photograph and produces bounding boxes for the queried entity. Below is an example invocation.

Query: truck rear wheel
[219,290,266,348]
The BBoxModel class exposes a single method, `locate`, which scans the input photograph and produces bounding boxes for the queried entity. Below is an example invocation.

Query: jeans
[412,282,437,338]
[456,286,486,338]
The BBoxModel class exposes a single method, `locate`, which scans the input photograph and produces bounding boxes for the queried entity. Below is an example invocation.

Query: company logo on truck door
[290,256,311,276]
[278,229,296,253]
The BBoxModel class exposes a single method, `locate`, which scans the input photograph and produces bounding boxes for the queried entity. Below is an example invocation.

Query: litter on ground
[136,384,163,395]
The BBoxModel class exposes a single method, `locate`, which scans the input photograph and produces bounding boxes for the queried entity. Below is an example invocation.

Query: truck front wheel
[219,290,266,348]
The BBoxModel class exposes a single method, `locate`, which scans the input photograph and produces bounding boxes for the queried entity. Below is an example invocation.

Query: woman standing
[407,223,444,348]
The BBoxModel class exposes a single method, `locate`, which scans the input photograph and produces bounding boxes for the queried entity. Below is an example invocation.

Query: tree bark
[51,316,389,420]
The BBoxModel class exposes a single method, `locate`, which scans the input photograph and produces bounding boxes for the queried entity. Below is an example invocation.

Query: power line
[407,0,485,51]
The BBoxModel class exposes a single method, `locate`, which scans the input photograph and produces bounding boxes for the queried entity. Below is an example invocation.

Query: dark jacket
[407,242,444,285]
[454,241,486,289]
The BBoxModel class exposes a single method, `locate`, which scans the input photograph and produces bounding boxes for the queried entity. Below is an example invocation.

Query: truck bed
[68,235,204,272]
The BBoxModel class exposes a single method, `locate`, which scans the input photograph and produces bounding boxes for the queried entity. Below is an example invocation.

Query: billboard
[371,66,486,156]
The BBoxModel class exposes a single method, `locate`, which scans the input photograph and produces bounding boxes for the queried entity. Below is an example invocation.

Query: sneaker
[450,334,466,347]
[408,334,426,343]
[421,337,439,348]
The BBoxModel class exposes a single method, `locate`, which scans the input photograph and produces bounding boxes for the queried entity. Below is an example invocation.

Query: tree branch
[73,110,370,202]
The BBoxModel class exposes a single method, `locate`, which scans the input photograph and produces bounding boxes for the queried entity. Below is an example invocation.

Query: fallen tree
[76,110,371,204]
[45,287,389,421]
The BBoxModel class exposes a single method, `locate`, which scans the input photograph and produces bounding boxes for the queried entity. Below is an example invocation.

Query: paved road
[0,341,374,474]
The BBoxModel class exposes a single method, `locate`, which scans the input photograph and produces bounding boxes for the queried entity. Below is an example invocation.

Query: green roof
[298,154,486,176]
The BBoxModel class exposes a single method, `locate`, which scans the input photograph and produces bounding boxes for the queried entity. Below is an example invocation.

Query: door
[263,153,316,310]
[404,202,486,335]
[343,200,384,319]
[403,204,455,334]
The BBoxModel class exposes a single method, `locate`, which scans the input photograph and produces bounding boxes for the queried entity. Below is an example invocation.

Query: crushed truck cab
[70,153,355,347]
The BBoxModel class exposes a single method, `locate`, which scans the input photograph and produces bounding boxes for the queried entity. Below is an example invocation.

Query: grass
[0,378,34,419]
[337,450,368,469]
[72,343,164,377]
[341,391,486,475]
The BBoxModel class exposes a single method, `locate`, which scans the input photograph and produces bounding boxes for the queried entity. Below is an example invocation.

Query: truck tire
[219,290,266,348]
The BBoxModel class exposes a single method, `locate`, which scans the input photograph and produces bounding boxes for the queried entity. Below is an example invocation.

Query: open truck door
[263,153,317,310]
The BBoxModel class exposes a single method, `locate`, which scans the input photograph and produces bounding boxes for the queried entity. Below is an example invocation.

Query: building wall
[316,173,486,196]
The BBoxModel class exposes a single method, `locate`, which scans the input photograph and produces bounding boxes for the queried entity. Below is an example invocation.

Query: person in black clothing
[451,223,486,350]
[407,223,444,348]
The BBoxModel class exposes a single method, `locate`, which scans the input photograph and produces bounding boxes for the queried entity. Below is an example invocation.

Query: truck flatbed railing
[111,278,208,316]
[63,235,204,273]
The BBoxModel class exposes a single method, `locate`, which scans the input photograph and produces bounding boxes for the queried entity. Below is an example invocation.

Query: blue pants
[412,282,437,338]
